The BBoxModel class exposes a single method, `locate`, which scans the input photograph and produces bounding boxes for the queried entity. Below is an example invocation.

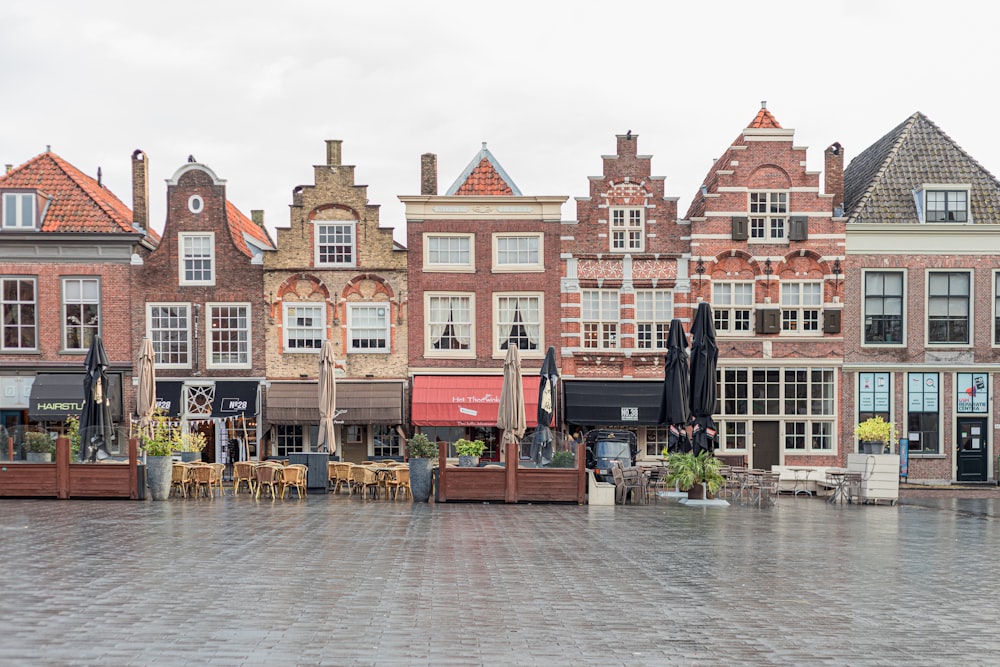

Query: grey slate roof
[844,111,1000,224]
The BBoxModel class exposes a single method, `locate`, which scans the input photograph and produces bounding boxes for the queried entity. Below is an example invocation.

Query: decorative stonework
[631,260,676,280]
[578,259,625,280]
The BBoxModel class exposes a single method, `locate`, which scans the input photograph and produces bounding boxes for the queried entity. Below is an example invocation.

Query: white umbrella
[317,340,337,454]
[496,345,526,453]
[136,338,157,440]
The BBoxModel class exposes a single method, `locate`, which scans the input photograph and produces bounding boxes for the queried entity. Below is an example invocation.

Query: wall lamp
[695,257,706,291]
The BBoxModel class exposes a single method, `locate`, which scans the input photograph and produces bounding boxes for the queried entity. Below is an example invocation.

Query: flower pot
[458,455,480,467]
[687,483,705,500]
[179,452,202,463]
[146,455,173,501]
[860,441,885,455]
[26,452,52,463]
[409,458,434,503]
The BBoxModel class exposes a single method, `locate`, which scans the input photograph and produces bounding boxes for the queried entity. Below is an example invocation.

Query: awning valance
[29,373,123,422]
[564,380,663,426]
[265,381,405,425]
[411,375,540,427]
[211,381,260,418]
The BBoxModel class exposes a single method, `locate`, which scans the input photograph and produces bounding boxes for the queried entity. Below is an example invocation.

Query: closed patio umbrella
[659,318,691,453]
[80,335,115,462]
[530,346,559,466]
[497,345,526,454]
[317,340,337,454]
[136,338,156,440]
[689,302,719,455]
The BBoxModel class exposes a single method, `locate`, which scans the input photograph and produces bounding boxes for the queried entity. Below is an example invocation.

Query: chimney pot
[251,209,265,227]
[131,149,149,230]
[420,153,437,196]
[825,142,845,216]
[5,164,12,174]
[326,140,342,167]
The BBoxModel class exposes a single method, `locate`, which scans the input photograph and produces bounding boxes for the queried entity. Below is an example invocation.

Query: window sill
[907,454,946,459]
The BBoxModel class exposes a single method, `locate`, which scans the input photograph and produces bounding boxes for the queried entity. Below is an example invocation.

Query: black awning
[563,380,663,426]
[211,381,260,417]
[155,381,184,417]
[29,373,123,422]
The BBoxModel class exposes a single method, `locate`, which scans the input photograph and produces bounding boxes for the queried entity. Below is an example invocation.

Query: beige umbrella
[136,337,156,439]
[317,340,337,454]
[496,345,526,451]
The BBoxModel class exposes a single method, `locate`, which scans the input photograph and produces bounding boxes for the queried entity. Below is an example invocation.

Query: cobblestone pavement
[2,490,999,666]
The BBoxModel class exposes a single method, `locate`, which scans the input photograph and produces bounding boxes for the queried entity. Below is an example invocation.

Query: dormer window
[2,192,36,229]
[915,186,970,223]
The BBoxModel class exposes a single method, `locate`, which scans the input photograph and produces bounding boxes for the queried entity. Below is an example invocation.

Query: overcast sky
[3,1,998,244]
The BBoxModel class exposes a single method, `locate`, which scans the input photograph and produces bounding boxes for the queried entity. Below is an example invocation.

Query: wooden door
[956,418,988,482]
[752,421,780,470]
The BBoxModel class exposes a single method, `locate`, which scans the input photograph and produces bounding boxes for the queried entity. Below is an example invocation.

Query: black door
[956,418,988,482]
[752,421,780,470]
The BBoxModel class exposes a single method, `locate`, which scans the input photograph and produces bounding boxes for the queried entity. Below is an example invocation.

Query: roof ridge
[844,112,918,221]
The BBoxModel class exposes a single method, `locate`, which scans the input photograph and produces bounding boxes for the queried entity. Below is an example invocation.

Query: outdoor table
[826,469,849,504]
[787,467,813,496]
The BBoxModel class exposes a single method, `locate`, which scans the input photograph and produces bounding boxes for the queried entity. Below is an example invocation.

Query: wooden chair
[255,462,283,500]
[170,462,192,498]
[351,465,379,501]
[332,462,354,494]
[208,463,226,497]
[385,466,411,500]
[328,461,338,491]
[281,465,308,499]
[189,464,213,498]
[232,461,257,495]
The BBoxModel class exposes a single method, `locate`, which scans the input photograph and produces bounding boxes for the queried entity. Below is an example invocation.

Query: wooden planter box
[436,442,585,504]
[0,437,140,500]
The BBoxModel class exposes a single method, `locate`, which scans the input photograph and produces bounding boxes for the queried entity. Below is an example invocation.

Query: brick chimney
[326,140,342,167]
[825,142,845,216]
[421,153,437,195]
[251,210,265,227]
[617,131,637,158]
[131,149,148,230]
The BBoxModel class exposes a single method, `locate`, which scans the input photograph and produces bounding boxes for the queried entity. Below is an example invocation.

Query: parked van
[585,429,637,483]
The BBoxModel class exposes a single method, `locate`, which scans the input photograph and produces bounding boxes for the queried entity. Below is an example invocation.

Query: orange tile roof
[225,200,275,257]
[0,150,138,233]
[452,157,515,196]
[748,107,782,129]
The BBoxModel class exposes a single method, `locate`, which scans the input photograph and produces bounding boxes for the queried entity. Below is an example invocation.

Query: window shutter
[755,308,780,334]
[732,216,748,241]
[789,216,809,241]
[823,309,842,334]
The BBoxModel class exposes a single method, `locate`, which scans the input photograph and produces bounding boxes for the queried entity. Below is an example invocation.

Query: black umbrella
[688,302,719,455]
[659,319,691,453]
[530,346,559,466]
[80,335,115,462]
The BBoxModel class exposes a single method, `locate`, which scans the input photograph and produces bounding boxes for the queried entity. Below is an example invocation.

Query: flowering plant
[141,409,182,457]
[854,416,898,447]
[454,438,486,457]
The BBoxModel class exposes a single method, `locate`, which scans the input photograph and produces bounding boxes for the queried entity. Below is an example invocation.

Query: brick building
[0,148,152,455]
[685,105,846,469]
[263,141,408,462]
[843,112,1000,483]
[132,157,274,465]
[559,132,686,459]
[401,144,566,461]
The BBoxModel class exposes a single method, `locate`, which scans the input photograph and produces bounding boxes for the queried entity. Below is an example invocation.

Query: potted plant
[64,415,81,462]
[178,431,207,462]
[406,432,437,503]
[141,409,182,501]
[23,431,55,463]
[854,416,897,454]
[454,438,486,467]
[550,450,576,468]
[665,450,724,500]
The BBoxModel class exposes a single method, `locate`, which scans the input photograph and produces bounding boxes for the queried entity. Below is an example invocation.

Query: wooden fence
[0,437,140,500]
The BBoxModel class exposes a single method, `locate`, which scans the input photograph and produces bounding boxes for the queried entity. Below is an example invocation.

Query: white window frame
[780,282,823,335]
[493,292,543,358]
[314,221,356,267]
[347,302,391,354]
[206,302,251,369]
[282,302,325,353]
[2,192,36,229]
[424,292,475,358]
[423,233,475,272]
[748,191,787,242]
[862,269,906,347]
[712,282,754,335]
[926,269,972,347]
[919,185,971,223]
[994,270,1000,347]
[62,277,100,352]
[610,207,644,252]
[492,233,543,272]
[178,232,215,286]
[581,289,619,349]
[635,289,673,350]
[147,302,191,369]
[0,276,38,351]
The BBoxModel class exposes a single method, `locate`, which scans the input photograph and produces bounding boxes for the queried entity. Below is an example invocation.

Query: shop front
[562,379,664,460]
[264,380,406,463]
[410,375,541,461]
[154,379,261,465]
[25,372,125,455]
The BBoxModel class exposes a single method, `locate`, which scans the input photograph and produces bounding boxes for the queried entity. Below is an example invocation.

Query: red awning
[411,375,541,427]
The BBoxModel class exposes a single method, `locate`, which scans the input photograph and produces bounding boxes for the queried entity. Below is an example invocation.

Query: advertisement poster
[956,373,988,413]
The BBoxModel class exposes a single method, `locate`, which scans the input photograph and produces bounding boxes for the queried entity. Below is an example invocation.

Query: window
[749,191,787,241]
[495,294,541,354]
[179,233,214,285]
[610,207,644,251]
[926,190,968,222]
[713,282,753,334]
[645,426,668,457]
[347,303,389,353]
[720,421,749,450]
[148,303,190,367]
[275,425,304,456]
[635,290,673,349]
[373,424,401,458]
[781,282,822,333]
[907,372,939,454]
[283,303,324,352]
[928,271,970,344]
[3,192,36,229]
[426,293,473,355]
[315,222,355,267]
[493,234,542,271]
[62,277,100,351]
[424,234,473,270]
[864,271,903,344]
[995,272,1000,345]
[581,290,619,349]
[208,304,250,368]
[1,277,37,350]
